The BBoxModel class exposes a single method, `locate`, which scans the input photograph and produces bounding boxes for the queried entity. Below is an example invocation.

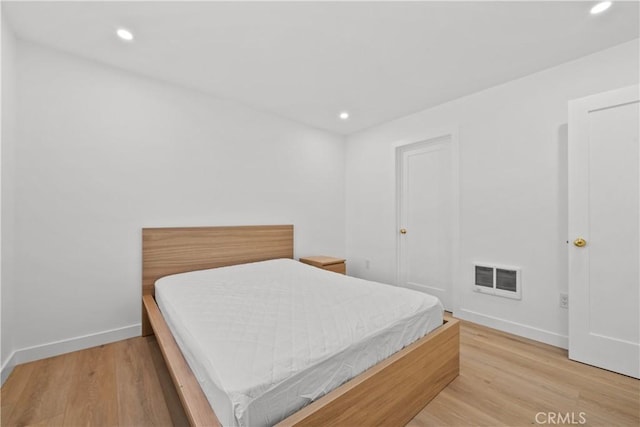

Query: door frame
[393,127,460,313]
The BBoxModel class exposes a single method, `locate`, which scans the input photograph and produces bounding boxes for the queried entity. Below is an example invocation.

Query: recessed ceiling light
[116,28,134,41]
[590,1,612,14]
[339,111,350,120]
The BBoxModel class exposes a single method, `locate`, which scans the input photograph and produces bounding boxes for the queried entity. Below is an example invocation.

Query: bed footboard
[276,318,460,426]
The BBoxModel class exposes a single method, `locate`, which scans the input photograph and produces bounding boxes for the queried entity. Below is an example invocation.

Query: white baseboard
[456,308,568,349]
[1,312,568,385]
[1,323,141,385]
[1,351,17,386]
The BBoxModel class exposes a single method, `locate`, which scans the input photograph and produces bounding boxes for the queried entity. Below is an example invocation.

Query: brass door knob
[400,228,407,234]
[573,237,587,247]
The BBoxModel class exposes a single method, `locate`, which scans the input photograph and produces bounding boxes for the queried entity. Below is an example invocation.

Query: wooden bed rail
[143,294,221,427]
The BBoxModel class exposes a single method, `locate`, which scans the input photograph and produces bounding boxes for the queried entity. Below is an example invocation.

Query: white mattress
[155,258,443,427]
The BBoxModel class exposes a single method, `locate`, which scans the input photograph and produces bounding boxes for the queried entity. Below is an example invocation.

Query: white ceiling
[3,1,639,135]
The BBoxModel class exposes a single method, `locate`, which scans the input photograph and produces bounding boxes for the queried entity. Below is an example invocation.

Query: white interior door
[397,135,454,310]
[568,85,640,379]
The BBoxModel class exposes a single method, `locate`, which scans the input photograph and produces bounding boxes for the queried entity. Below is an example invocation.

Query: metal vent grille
[474,263,521,300]
[475,266,494,288]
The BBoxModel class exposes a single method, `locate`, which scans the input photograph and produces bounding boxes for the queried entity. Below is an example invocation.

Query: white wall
[345,39,640,348]
[10,41,345,363]
[1,16,18,383]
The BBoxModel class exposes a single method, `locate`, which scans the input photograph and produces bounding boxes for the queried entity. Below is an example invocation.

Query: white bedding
[155,258,443,427]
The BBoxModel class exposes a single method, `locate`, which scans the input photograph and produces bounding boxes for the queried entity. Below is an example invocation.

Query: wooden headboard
[142,224,294,335]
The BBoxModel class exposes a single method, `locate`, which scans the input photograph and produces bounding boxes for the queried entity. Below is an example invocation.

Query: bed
[142,225,459,427]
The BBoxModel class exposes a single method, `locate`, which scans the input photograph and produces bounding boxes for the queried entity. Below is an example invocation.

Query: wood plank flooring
[1,338,188,427]
[2,319,638,426]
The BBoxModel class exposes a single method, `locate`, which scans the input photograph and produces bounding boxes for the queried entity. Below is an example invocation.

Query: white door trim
[393,127,460,314]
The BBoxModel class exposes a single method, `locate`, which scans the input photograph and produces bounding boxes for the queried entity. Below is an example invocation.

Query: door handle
[400,228,407,234]
[573,237,587,247]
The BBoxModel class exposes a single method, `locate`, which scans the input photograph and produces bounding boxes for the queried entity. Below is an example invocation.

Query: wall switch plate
[560,293,569,309]
[365,260,370,269]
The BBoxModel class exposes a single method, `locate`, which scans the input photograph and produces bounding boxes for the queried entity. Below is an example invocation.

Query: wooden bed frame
[142,225,459,426]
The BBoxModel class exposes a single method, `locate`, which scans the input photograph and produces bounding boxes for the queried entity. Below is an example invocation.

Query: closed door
[568,85,639,378]
[397,135,454,310]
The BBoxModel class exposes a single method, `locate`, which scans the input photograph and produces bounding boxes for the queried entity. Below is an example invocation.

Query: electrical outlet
[365,260,370,269]
[560,293,569,309]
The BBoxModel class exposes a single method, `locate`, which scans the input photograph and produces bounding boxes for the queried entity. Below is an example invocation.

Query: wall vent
[474,263,521,300]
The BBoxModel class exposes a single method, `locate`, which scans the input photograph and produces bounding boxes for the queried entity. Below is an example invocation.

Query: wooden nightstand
[299,256,346,275]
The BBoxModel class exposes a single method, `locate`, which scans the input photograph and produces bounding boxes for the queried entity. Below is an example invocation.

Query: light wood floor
[2,319,638,426]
